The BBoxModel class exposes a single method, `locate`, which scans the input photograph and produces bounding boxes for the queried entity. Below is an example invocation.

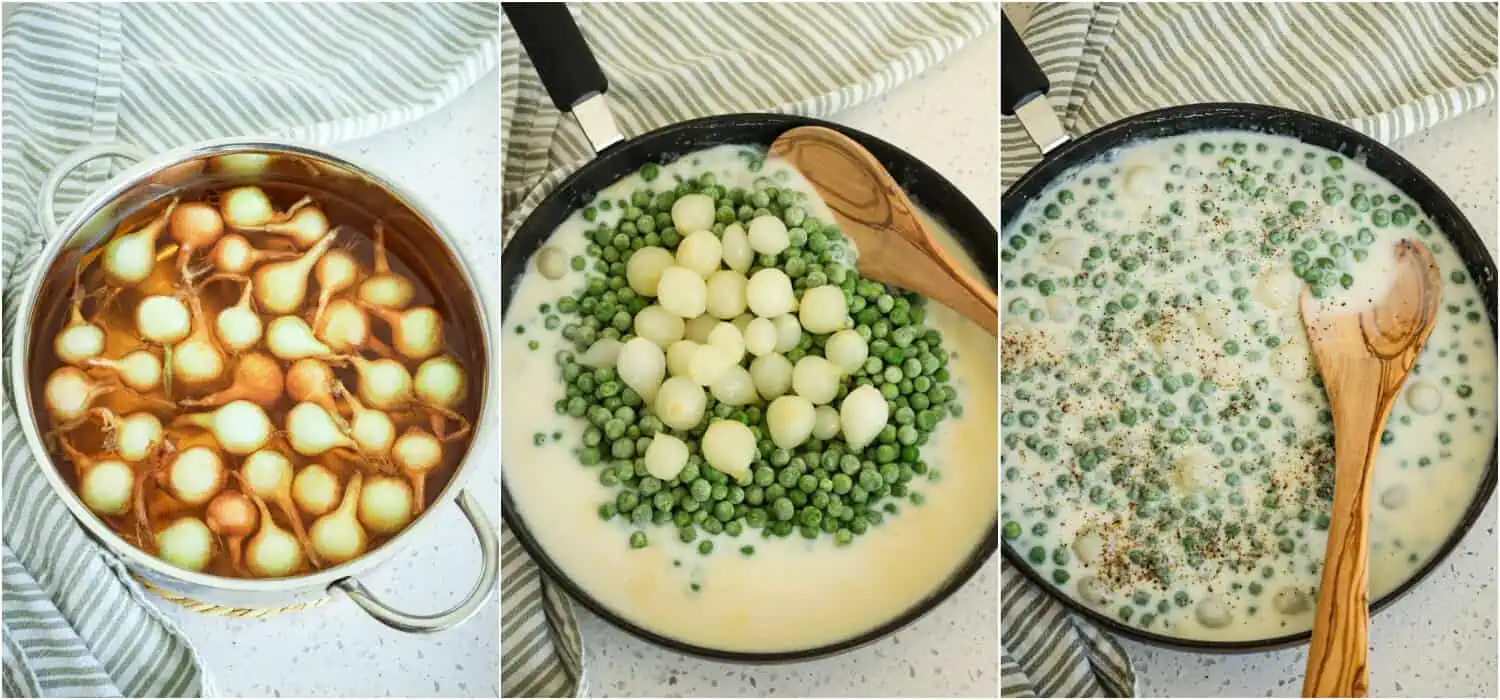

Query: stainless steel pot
[9,138,498,633]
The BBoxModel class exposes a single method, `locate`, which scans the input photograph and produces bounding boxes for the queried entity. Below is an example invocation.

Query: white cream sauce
[1002,131,1495,641]
[503,146,996,652]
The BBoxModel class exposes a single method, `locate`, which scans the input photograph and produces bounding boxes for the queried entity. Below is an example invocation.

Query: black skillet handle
[501,2,623,152]
[1000,12,1069,154]
[1000,13,1050,115]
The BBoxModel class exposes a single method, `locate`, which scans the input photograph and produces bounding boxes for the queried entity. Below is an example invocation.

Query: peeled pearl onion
[743,317,777,357]
[767,395,815,450]
[683,314,717,345]
[749,353,793,400]
[747,215,790,255]
[746,269,794,317]
[799,285,849,334]
[700,420,755,481]
[812,405,841,440]
[709,366,758,406]
[654,377,706,431]
[689,344,737,387]
[771,314,801,353]
[643,433,689,481]
[626,246,675,297]
[706,322,745,364]
[1406,380,1441,415]
[839,384,888,450]
[616,337,666,403]
[535,246,568,281]
[656,266,707,318]
[633,305,685,346]
[579,338,623,368]
[705,270,748,320]
[670,193,715,234]
[665,340,699,378]
[675,231,722,278]
[824,330,868,374]
[791,356,840,404]
[721,223,752,273]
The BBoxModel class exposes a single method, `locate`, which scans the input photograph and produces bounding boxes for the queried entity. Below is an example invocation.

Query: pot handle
[1000,13,1069,155]
[328,489,499,634]
[502,2,623,154]
[38,143,150,239]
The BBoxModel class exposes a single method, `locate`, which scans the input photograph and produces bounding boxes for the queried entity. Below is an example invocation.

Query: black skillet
[499,3,998,663]
[999,14,1498,653]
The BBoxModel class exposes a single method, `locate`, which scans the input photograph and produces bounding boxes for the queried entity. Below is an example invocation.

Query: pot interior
[21,144,490,583]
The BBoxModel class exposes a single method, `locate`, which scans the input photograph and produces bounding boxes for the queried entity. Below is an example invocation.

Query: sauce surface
[503,145,997,652]
[1001,131,1496,641]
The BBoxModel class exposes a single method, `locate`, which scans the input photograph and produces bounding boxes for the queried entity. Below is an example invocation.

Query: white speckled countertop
[1003,3,1498,697]
[573,29,1001,700]
[150,75,501,698]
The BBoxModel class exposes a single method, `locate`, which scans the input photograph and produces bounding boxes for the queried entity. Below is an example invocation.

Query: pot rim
[9,136,496,594]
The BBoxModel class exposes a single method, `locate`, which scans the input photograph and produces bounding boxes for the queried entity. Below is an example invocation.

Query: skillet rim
[501,112,1001,663]
[999,100,1499,653]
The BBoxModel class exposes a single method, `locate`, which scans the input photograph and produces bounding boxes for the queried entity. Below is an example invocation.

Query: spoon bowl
[769,126,998,335]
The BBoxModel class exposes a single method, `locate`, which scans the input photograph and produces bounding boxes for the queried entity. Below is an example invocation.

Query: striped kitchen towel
[1,3,497,696]
[500,3,995,697]
[1000,3,1496,697]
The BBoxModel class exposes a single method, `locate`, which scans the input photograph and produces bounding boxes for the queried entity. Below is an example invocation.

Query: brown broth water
[27,180,483,578]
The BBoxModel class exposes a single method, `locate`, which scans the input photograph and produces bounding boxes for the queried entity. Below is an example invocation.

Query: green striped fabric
[1,4,497,696]
[1000,3,1496,697]
[500,3,995,696]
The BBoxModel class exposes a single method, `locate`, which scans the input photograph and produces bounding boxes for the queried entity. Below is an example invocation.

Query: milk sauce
[1001,131,1495,641]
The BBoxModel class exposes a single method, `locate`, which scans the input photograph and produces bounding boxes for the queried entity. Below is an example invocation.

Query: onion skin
[180,352,283,408]
[243,491,307,578]
[103,200,178,287]
[357,222,416,310]
[309,472,367,566]
[363,304,442,361]
[312,250,360,327]
[205,490,258,573]
[393,427,442,511]
[169,202,225,280]
[286,358,340,414]
[207,234,296,275]
[84,350,163,393]
[252,227,341,314]
[245,198,328,249]
[358,476,413,535]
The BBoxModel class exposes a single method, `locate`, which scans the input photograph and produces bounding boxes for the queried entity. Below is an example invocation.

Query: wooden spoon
[1300,240,1442,698]
[769,126,998,336]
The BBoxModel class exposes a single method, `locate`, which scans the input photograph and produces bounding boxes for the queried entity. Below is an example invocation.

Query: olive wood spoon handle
[768,126,998,336]
[1299,240,1442,698]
